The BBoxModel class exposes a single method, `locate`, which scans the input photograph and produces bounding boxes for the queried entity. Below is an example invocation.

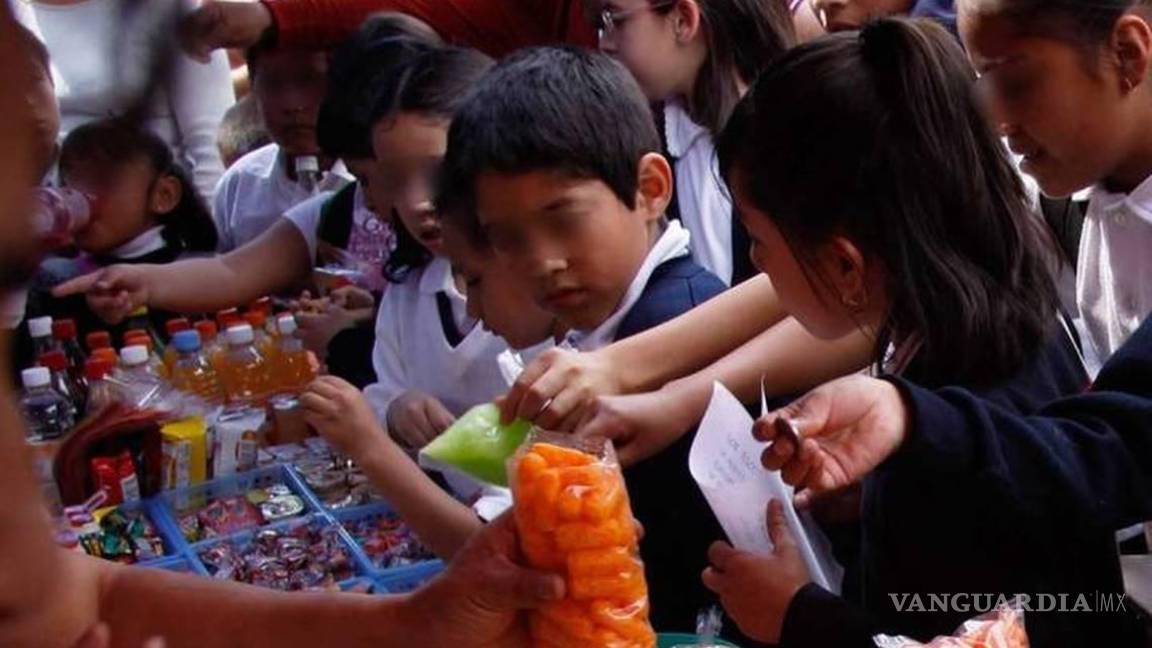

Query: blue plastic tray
[332,502,442,577]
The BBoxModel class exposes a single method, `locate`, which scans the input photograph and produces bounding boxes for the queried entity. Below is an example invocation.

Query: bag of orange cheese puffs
[509,431,656,648]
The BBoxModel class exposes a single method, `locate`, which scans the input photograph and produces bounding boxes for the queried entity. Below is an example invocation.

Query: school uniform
[1074,174,1152,377]
[212,143,351,252]
[565,220,731,633]
[362,256,509,425]
[779,325,1149,647]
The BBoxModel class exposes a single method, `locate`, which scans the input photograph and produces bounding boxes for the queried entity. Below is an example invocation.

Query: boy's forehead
[474,169,608,222]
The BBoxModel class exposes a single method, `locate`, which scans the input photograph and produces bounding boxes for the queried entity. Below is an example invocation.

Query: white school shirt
[19,0,235,202]
[363,256,510,424]
[664,101,734,285]
[283,184,395,292]
[565,220,692,352]
[211,144,352,252]
[1074,175,1152,377]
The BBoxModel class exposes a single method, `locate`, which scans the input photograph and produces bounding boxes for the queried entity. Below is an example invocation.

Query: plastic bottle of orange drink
[272,314,315,394]
[219,324,271,406]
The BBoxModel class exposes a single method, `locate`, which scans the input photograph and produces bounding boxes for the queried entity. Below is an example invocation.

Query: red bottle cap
[86,331,112,351]
[249,296,273,315]
[122,329,147,345]
[38,350,69,371]
[165,318,191,337]
[245,311,267,329]
[195,320,218,341]
[91,348,118,364]
[52,319,78,340]
[84,358,112,381]
[216,308,241,330]
[125,336,151,351]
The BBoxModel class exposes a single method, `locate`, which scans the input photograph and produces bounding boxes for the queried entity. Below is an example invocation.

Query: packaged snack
[874,606,1028,648]
[421,403,531,487]
[197,522,355,590]
[177,483,305,542]
[343,512,435,569]
[510,433,655,648]
[214,407,265,478]
[161,417,208,486]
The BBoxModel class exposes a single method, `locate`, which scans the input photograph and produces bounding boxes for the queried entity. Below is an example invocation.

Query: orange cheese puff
[567,546,638,579]
[518,451,549,482]
[569,563,647,601]
[557,485,586,521]
[555,518,633,552]
[539,600,598,641]
[528,468,563,531]
[519,529,564,571]
[557,464,611,488]
[532,442,595,467]
[590,601,658,645]
[530,613,588,648]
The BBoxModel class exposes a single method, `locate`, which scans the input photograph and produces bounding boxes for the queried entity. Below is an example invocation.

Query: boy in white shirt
[212,42,351,251]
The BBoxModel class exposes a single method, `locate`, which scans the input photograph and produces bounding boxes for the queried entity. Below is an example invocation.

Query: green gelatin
[420,403,531,487]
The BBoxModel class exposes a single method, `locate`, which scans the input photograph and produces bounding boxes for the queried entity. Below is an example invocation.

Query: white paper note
[689,382,844,593]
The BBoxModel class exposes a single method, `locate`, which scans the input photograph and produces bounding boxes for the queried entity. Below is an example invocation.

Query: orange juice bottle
[195,320,227,371]
[169,330,224,404]
[272,314,315,394]
[244,311,279,366]
[219,324,271,406]
[163,318,192,373]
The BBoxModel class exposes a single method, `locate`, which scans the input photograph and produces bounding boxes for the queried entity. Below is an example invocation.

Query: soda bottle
[273,315,316,394]
[219,324,271,406]
[169,330,224,404]
[85,330,112,354]
[124,307,165,354]
[39,350,84,415]
[84,358,119,415]
[32,186,94,249]
[20,366,76,441]
[52,319,87,384]
[163,318,192,373]
[28,316,56,357]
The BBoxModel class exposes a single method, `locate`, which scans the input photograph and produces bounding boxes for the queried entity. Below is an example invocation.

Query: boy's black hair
[366,46,494,284]
[966,0,1152,52]
[717,18,1060,387]
[59,118,217,254]
[316,15,441,160]
[437,46,661,242]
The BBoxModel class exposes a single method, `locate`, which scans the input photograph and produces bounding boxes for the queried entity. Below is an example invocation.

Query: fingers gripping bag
[510,431,656,648]
[874,605,1028,648]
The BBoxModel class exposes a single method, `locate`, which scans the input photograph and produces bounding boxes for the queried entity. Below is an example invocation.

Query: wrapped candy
[178,483,305,542]
[197,522,354,590]
[510,434,656,648]
[345,513,435,569]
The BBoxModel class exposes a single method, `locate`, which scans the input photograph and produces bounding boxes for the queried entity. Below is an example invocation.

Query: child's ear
[1111,14,1152,93]
[672,0,704,43]
[148,174,183,215]
[635,152,673,222]
[817,236,870,315]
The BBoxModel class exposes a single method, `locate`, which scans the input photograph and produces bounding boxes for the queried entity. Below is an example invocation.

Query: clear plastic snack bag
[419,403,531,487]
[509,431,656,648]
[874,605,1028,648]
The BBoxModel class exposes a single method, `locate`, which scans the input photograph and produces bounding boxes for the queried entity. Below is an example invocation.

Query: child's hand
[295,308,356,361]
[53,265,151,325]
[702,500,811,644]
[387,390,456,450]
[300,375,389,460]
[329,285,375,311]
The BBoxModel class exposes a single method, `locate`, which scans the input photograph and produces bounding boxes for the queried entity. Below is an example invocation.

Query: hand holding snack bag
[874,606,1028,648]
[510,432,656,648]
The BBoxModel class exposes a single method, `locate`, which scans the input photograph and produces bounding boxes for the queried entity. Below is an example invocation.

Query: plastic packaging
[39,349,85,414]
[20,366,76,441]
[195,320,227,371]
[272,315,315,394]
[32,186,93,247]
[213,406,265,478]
[28,315,56,357]
[116,344,165,409]
[510,433,656,648]
[169,330,225,404]
[161,417,209,491]
[53,318,88,383]
[84,358,120,416]
[420,403,532,487]
[219,324,271,406]
[873,606,1028,648]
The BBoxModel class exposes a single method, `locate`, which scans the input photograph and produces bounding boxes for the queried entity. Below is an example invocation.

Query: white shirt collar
[109,226,168,259]
[664,100,709,160]
[565,220,692,351]
[419,256,454,295]
[1088,173,1152,226]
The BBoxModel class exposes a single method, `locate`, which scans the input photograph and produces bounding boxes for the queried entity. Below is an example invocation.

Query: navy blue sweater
[783,320,1152,647]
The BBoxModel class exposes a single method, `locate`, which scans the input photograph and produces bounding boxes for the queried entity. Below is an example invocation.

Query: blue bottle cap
[171,329,202,353]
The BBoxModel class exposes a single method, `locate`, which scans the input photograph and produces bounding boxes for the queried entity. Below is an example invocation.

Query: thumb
[766,499,797,554]
[52,270,106,297]
[479,516,565,609]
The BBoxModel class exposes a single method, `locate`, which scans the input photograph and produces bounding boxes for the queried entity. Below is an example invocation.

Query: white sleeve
[168,46,234,202]
[362,290,409,425]
[211,169,237,252]
[283,190,335,262]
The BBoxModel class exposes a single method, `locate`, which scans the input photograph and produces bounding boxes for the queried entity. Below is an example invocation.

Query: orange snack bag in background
[511,433,656,648]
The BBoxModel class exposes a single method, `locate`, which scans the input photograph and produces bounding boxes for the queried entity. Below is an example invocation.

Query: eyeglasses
[596,0,678,43]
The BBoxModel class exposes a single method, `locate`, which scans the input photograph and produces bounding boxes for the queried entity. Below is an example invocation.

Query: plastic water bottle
[273,315,315,394]
[52,318,88,384]
[169,330,224,404]
[39,350,84,416]
[295,155,321,194]
[20,366,76,441]
[85,358,119,416]
[32,187,93,248]
[220,324,271,406]
[28,316,57,357]
[117,344,163,408]
[124,307,165,354]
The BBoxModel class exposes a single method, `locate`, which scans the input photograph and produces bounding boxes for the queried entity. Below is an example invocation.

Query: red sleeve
[264,0,595,57]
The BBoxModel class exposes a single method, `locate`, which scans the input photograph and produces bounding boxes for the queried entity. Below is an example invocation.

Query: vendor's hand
[408,513,565,648]
[499,348,622,429]
[387,390,456,450]
[179,0,273,63]
[295,308,355,361]
[702,500,810,644]
[329,285,375,311]
[576,389,696,467]
[300,376,389,460]
[53,265,151,325]
[754,375,908,509]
